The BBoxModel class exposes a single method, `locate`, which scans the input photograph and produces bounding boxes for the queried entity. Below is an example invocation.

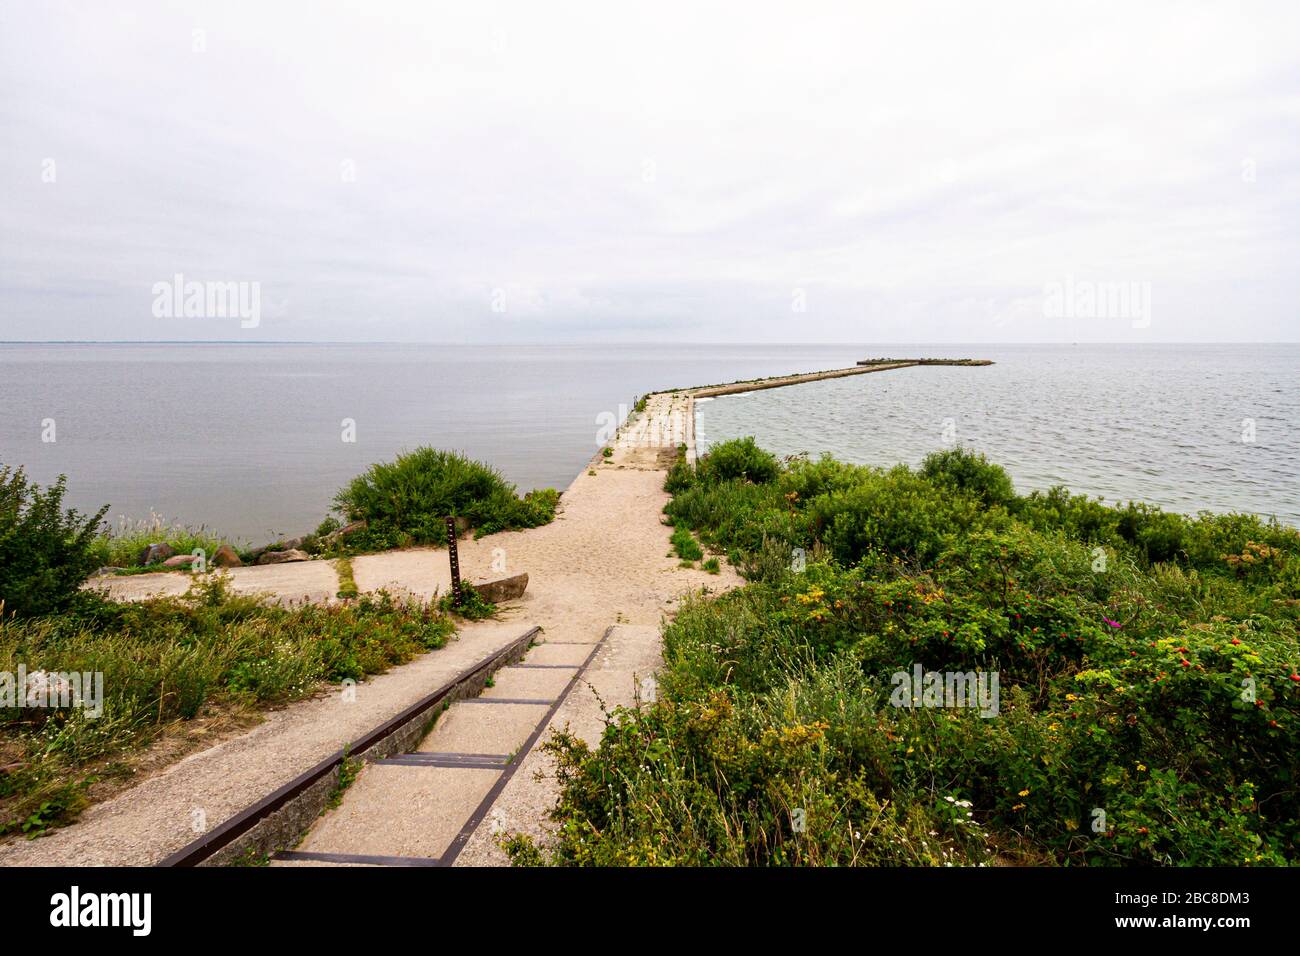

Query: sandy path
[4,390,737,865]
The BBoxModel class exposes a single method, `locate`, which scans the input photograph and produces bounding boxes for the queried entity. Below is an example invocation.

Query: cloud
[2,0,1298,342]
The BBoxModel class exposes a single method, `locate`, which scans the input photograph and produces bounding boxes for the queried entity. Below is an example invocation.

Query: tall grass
[91,511,237,568]
[0,577,456,837]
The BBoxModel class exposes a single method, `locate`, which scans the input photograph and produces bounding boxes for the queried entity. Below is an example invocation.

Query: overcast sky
[1,0,1297,343]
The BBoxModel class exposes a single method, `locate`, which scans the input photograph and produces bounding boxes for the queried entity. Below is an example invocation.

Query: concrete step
[481,664,576,701]
[416,700,550,756]
[281,763,501,864]
[272,625,631,868]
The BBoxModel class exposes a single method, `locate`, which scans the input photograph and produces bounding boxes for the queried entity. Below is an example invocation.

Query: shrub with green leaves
[0,466,108,618]
[332,447,559,546]
[696,437,779,485]
[518,446,1300,867]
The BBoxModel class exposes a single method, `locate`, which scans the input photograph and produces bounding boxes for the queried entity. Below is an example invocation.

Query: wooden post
[445,515,463,605]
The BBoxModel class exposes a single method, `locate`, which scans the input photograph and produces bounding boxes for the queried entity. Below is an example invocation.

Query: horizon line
[3,339,1298,347]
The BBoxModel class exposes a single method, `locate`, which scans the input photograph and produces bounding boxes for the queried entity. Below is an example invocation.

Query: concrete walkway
[276,390,731,865]
[6,390,734,865]
[0,619,537,866]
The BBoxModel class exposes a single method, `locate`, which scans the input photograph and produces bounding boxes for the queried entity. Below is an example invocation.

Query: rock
[256,548,310,565]
[89,566,120,578]
[323,520,367,546]
[470,572,528,604]
[139,542,175,566]
[248,537,304,563]
[162,554,198,568]
[212,545,242,568]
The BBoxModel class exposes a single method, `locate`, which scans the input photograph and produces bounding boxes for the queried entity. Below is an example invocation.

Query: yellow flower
[1136,763,1147,772]
[1018,789,1030,797]
[1011,803,1026,811]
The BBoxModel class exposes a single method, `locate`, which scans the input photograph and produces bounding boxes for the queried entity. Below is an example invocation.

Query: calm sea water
[697,344,1300,526]
[2,343,1296,541]
[0,343,870,542]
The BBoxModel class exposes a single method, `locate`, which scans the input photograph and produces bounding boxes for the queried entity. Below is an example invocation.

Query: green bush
[920,447,1015,508]
[809,465,1002,566]
[332,448,559,545]
[697,437,779,485]
[521,442,1300,867]
[0,466,108,618]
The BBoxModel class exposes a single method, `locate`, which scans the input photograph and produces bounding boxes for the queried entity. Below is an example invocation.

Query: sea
[1,343,1296,542]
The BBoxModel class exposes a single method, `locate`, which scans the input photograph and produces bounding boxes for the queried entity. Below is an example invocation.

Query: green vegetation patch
[0,577,455,837]
[330,447,559,551]
[511,440,1300,867]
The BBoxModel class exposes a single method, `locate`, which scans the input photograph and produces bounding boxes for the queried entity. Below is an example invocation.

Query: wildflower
[1104,618,1121,629]
[1018,789,1030,797]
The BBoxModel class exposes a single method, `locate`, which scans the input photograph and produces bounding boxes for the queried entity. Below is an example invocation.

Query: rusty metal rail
[156,625,541,867]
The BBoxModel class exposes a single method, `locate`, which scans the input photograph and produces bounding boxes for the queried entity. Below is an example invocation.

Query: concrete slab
[482,666,575,701]
[223,561,340,605]
[85,559,341,606]
[524,642,595,666]
[297,764,499,860]
[352,549,450,602]
[417,702,549,756]
[453,623,665,866]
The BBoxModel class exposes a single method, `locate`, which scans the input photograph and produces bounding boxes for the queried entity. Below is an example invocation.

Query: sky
[1,0,1298,343]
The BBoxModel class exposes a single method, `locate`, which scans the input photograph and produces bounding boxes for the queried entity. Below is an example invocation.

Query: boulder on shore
[247,537,304,564]
[139,542,175,566]
[470,572,528,604]
[162,554,199,569]
[212,545,242,568]
[323,520,367,546]
[256,548,310,565]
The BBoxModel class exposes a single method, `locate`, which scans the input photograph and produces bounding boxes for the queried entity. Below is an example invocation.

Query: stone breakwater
[688,358,992,399]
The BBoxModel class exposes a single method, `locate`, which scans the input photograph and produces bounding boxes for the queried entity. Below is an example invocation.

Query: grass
[327,752,364,810]
[91,511,238,569]
[437,586,497,620]
[334,556,359,600]
[510,441,1300,867]
[0,577,457,837]
[670,526,704,562]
